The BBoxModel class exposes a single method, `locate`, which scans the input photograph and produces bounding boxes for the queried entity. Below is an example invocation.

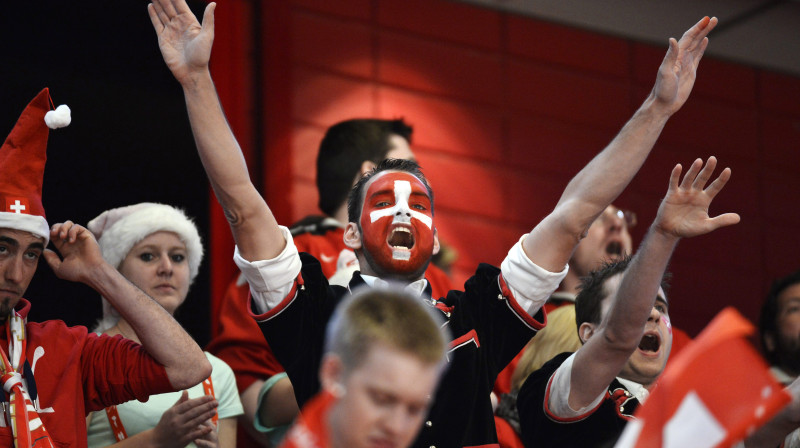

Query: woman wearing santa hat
[84,203,242,448]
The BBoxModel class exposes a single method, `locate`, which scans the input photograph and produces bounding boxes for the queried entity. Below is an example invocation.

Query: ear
[320,354,345,397]
[764,332,776,353]
[360,160,377,176]
[578,322,596,344]
[432,227,440,256]
[344,223,362,250]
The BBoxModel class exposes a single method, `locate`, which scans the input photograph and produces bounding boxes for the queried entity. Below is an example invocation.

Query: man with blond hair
[280,287,448,448]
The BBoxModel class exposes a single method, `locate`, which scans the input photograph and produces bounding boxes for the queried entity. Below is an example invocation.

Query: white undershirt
[548,352,649,419]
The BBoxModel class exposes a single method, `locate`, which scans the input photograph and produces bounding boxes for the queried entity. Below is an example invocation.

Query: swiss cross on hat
[0,88,71,245]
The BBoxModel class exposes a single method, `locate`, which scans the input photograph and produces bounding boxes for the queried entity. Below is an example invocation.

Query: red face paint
[359,172,434,277]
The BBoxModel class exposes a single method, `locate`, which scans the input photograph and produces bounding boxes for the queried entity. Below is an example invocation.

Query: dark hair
[759,269,800,364]
[347,158,434,224]
[316,118,413,216]
[575,256,671,328]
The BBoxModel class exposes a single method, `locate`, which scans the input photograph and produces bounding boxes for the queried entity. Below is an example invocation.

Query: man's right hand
[148,0,216,84]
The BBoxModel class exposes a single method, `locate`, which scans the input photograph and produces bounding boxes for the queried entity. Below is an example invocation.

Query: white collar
[359,274,429,297]
[770,366,797,386]
[617,377,650,404]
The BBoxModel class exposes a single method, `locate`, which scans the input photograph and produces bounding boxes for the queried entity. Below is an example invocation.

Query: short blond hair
[511,304,582,391]
[325,286,448,372]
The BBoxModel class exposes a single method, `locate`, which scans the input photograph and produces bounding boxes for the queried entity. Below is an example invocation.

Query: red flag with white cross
[615,307,791,448]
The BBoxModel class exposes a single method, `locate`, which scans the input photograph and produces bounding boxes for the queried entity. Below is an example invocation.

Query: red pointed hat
[0,88,54,244]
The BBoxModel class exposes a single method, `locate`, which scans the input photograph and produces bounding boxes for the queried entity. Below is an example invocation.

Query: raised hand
[43,221,106,284]
[651,16,718,114]
[148,0,216,83]
[152,391,219,448]
[654,156,740,239]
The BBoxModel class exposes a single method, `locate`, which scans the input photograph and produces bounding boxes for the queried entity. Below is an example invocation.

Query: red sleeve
[293,232,342,278]
[80,332,172,412]
[205,277,285,393]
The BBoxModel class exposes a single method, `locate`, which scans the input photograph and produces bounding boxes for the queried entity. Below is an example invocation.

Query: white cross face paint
[369,180,433,229]
[359,172,435,276]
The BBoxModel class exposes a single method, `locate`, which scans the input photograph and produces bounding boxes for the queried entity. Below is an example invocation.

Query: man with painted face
[205,118,454,447]
[517,157,740,447]
[148,0,717,444]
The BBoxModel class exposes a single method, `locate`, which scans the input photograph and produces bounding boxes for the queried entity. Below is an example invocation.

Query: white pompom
[44,104,71,129]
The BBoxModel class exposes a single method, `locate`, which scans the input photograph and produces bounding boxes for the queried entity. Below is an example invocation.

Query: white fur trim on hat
[87,203,203,280]
[0,212,50,245]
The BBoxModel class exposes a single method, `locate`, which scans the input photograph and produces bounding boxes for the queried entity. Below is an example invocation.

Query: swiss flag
[615,307,791,448]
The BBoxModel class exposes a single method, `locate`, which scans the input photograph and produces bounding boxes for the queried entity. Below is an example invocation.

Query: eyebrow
[410,191,430,199]
[368,189,395,199]
[135,244,187,252]
[0,236,19,248]
[0,236,44,252]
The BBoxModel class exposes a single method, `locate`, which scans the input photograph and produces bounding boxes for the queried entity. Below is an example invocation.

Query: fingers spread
[202,2,216,34]
[172,0,194,15]
[679,159,703,189]
[161,0,179,17]
[704,167,732,200]
[707,212,741,231]
[148,4,165,33]
[691,156,717,190]
[668,163,683,191]
[151,0,171,29]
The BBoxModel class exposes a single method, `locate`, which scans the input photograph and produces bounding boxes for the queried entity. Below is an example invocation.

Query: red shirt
[0,299,171,447]
[279,391,335,448]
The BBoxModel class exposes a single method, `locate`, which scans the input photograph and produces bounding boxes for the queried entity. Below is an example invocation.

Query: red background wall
[210,0,800,337]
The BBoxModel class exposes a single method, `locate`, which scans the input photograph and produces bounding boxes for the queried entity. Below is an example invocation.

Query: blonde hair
[511,304,582,391]
[325,286,448,373]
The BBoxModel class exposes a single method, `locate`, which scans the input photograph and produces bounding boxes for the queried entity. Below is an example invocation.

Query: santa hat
[0,88,70,245]
[87,202,204,281]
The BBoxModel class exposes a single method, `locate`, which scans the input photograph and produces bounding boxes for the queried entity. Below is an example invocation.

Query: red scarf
[0,311,54,448]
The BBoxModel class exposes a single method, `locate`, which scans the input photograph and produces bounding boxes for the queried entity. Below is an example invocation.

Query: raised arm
[567,157,739,410]
[44,222,211,390]
[523,17,718,273]
[148,0,284,261]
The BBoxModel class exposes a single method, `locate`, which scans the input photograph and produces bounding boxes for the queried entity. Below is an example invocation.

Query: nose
[380,407,410,439]
[4,256,25,284]
[647,305,661,322]
[156,255,173,276]
[607,209,625,234]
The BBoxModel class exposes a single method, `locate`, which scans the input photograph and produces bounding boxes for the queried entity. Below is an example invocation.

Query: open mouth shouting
[637,331,661,356]
[605,240,624,259]
[388,226,415,260]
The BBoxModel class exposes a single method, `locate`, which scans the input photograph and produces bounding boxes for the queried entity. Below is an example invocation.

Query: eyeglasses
[600,208,637,229]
